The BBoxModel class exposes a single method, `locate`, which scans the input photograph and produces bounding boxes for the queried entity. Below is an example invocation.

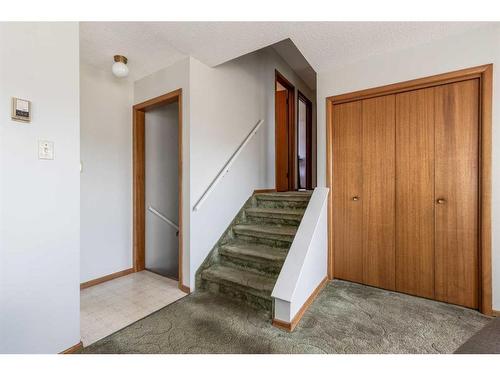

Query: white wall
[81,58,188,285]
[189,55,266,289]
[0,22,80,353]
[261,49,316,190]
[316,24,500,310]
[134,57,191,287]
[133,51,314,289]
[80,63,134,283]
[189,48,315,289]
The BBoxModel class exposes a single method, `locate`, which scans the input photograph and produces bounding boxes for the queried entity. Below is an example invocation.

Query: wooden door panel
[276,90,289,191]
[333,101,363,283]
[434,79,479,308]
[395,87,435,299]
[362,95,396,290]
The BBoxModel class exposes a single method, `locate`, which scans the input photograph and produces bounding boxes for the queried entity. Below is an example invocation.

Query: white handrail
[148,205,179,231]
[193,119,264,211]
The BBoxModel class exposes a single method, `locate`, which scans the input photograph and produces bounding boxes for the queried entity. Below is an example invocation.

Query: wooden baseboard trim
[492,309,500,317]
[272,276,328,332]
[179,283,190,294]
[60,341,82,354]
[80,268,135,290]
[271,318,292,331]
[254,188,276,194]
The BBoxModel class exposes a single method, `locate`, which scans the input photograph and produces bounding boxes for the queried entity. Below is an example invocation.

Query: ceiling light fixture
[112,55,129,78]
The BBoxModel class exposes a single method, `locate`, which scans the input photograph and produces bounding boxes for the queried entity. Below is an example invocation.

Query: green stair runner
[196,191,312,313]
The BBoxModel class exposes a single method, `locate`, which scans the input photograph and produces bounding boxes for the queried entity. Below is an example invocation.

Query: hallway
[80,271,186,346]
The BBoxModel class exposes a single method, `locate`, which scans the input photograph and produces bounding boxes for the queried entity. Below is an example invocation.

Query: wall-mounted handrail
[148,205,179,231]
[193,119,264,211]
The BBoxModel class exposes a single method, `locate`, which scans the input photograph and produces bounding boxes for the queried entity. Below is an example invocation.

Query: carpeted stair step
[233,224,297,246]
[245,207,305,225]
[255,191,312,209]
[201,264,275,310]
[196,190,313,314]
[219,241,288,275]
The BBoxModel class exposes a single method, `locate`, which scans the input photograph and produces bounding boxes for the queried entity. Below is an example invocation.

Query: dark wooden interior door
[276,89,289,192]
[434,79,479,308]
[298,92,313,190]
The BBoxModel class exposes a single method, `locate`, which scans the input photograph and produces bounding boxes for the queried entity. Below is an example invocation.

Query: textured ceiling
[80,22,186,81]
[80,22,494,81]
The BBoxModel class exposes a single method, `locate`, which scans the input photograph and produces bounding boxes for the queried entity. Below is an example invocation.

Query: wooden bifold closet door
[362,95,396,290]
[333,95,396,290]
[332,79,479,309]
[433,79,479,308]
[332,101,363,283]
[395,86,436,300]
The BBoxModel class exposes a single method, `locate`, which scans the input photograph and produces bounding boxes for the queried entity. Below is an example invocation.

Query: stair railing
[148,205,179,235]
[193,119,264,211]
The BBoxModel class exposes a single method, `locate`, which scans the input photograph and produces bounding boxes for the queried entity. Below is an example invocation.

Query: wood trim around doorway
[133,88,186,292]
[275,70,296,191]
[326,64,493,315]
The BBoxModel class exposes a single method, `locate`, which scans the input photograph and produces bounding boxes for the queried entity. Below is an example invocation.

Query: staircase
[196,191,312,314]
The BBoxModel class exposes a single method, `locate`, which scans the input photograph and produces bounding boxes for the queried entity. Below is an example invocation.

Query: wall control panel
[11,97,31,123]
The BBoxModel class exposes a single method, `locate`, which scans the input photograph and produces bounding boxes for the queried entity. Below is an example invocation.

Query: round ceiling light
[112,55,129,78]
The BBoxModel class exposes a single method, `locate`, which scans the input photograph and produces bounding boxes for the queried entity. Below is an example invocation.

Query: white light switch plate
[38,140,54,160]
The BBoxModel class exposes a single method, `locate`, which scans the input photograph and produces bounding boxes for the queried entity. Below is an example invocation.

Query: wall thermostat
[11,97,31,123]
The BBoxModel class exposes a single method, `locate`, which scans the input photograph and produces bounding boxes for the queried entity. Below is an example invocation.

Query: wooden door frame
[326,64,493,315]
[297,90,313,190]
[133,88,188,293]
[275,70,296,191]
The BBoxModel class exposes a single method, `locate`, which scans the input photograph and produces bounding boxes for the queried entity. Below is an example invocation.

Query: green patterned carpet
[80,280,490,354]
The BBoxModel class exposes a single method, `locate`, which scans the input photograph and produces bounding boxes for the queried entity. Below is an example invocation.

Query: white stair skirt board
[272,187,329,325]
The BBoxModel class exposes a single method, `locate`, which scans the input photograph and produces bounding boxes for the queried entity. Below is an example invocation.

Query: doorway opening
[275,70,296,192]
[145,102,179,279]
[297,91,313,190]
[133,89,187,292]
